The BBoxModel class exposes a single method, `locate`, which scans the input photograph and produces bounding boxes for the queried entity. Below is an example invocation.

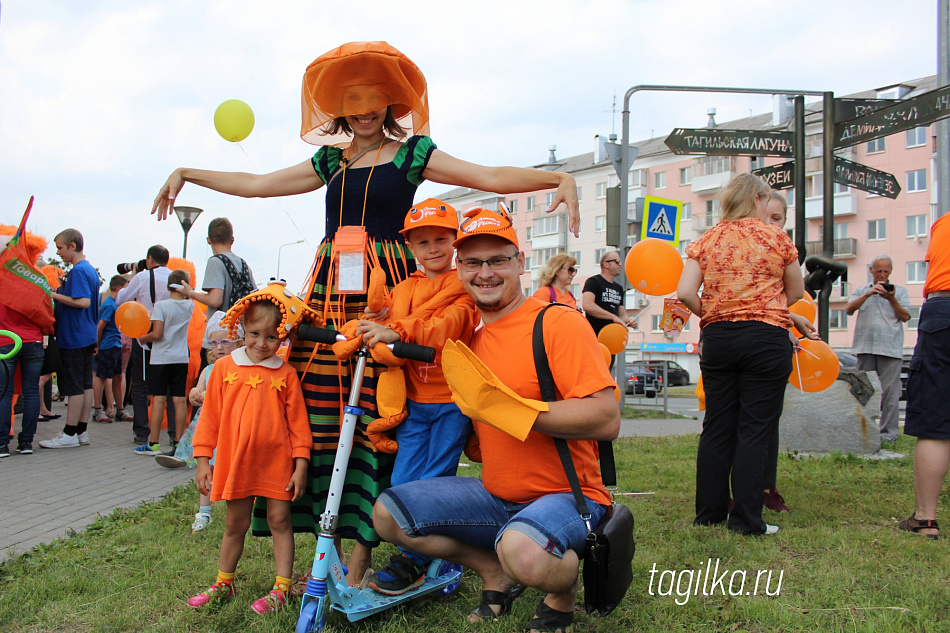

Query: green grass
[622,406,692,420]
[2,435,947,632]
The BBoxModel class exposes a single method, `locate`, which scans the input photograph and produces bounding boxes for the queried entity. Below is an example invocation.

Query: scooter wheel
[296,600,323,633]
[437,560,464,596]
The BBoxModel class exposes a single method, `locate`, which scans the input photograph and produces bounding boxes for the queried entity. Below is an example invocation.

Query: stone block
[779,371,882,454]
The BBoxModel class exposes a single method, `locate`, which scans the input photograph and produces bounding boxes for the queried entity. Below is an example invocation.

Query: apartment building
[437,76,940,380]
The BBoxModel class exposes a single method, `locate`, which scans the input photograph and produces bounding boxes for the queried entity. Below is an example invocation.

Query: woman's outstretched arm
[151,159,324,220]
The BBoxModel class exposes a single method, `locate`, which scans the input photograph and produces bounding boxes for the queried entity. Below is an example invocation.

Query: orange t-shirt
[387,270,478,403]
[193,348,311,502]
[685,218,799,329]
[924,214,950,295]
[471,297,615,506]
[531,285,578,310]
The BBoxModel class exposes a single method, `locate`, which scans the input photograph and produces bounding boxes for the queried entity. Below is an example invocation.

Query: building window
[906,169,927,193]
[679,167,692,185]
[576,187,582,202]
[907,214,928,238]
[834,181,849,195]
[570,251,581,266]
[677,239,692,256]
[630,169,649,187]
[651,315,663,332]
[545,191,556,206]
[829,310,848,330]
[806,174,823,198]
[907,261,928,284]
[654,171,667,189]
[533,247,562,269]
[786,188,795,206]
[595,248,606,264]
[526,225,532,240]
[681,202,692,221]
[533,214,563,236]
[595,215,607,232]
[508,199,518,214]
[867,138,885,154]
[595,182,607,199]
[867,219,886,241]
[908,306,921,330]
[906,126,928,148]
[694,156,733,176]
[524,256,531,270]
[526,196,536,211]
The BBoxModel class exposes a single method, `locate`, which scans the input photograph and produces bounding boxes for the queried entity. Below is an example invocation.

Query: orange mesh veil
[300,41,430,145]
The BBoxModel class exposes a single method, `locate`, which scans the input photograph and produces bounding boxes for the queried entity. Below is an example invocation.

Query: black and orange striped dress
[251,135,436,549]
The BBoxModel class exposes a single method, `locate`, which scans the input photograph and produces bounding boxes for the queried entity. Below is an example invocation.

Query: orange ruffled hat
[453,206,519,249]
[399,198,459,236]
[300,41,430,145]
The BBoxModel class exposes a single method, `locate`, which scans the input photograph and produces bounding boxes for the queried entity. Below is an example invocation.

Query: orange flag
[0,197,54,334]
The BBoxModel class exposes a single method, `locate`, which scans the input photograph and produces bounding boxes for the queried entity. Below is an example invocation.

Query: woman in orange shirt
[531,254,579,310]
[677,173,803,536]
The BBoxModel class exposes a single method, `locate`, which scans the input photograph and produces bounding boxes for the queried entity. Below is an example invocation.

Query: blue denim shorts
[378,476,607,558]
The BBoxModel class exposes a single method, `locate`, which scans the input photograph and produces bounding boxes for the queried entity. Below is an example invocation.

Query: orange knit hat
[300,41,430,145]
[399,198,459,236]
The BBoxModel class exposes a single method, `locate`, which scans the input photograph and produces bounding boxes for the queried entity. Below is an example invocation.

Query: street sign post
[832,156,901,199]
[834,84,950,148]
[640,196,683,245]
[752,161,795,190]
[665,128,794,156]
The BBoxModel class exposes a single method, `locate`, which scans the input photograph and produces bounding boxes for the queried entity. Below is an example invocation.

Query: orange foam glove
[331,320,362,360]
[367,267,392,314]
[441,339,548,442]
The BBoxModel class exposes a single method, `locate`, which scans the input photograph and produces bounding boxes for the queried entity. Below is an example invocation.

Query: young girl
[188,300,311,614]
[155,312,244,533]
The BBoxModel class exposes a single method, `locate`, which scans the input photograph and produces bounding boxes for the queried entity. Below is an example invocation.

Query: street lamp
[277,240,305,280]
[173,206,203,259]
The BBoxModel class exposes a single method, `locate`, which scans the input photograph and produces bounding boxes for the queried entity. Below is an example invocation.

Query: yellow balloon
[214,99,255,142]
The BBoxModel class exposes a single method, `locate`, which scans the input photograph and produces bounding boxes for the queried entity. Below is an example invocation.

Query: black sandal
[525,600,574,632]
[468,584,525,622]
[899,512,939,540]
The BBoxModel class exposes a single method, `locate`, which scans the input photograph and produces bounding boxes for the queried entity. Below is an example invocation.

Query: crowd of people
[2,40,948,630]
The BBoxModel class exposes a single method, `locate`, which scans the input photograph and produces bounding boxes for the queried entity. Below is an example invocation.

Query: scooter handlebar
[296,324,436,364]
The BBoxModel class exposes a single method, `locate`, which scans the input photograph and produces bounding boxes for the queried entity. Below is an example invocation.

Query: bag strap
[531,305,592,527]
[149,269,156,306]
[548,285,556,302]
[326,139,391,188]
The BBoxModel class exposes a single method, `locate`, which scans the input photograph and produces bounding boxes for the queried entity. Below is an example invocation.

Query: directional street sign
[833,157,901,199]
[640,196,683,246]
[752,161,795,190]
[834,84,950,148]
[833,98,896,124]
[665,128,794,157]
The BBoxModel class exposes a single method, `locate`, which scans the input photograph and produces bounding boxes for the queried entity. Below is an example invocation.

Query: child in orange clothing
[188,300,311,614]
[356,198,478,595]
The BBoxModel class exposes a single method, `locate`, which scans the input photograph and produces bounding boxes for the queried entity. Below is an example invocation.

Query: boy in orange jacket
[356,198,478,595]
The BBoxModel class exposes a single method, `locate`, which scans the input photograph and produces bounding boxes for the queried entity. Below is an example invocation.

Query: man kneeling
[373,207,620,632]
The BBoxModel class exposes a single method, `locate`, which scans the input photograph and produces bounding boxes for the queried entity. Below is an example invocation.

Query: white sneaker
[192,512,212,532]
[39,433,80,449]
[764,524,780,535]
[78,431,90,445]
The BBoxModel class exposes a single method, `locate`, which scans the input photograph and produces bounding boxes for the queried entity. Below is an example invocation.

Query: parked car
[630,360,691,386]
[838,352,857,369]
[625,365,662,397]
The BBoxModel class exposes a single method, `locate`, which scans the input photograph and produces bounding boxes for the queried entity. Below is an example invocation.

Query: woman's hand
[189,387,204,407]
[550,174,580,237]
[152,169,184,221]
[789,313,820,340]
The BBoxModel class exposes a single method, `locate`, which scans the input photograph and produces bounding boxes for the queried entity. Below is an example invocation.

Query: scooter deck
[330,567,462,622]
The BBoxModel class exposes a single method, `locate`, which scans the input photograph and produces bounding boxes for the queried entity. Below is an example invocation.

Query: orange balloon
[116,302,151,338]
[625,238,684,296]
[788,338,840,392]
[598,343,612,368]
[598,323,628,355]
[789,294,816,325]
[614,384,622,403]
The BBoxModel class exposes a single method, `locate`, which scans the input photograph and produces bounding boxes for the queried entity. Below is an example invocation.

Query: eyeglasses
[565,267,577,274]
[208,339,237,348]
[457,254,519,272]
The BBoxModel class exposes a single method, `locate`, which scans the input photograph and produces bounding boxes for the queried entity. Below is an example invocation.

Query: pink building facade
[438,76,940,381]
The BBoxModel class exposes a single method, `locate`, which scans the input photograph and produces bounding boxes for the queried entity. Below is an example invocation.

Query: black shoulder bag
[532,304,635,617]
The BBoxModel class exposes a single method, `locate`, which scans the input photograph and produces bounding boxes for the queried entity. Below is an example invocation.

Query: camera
[117,259,147,274]
[882,283,894,292]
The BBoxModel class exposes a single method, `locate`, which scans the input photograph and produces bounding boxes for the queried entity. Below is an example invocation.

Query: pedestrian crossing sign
[640,195,683,246]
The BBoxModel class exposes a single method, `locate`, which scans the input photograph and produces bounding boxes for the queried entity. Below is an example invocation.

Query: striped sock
[217,570,236,586]
[274,575,291,595]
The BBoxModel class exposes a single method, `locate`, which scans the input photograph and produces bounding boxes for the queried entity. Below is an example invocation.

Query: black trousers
[695,321,792,533]
[129,342,176,442]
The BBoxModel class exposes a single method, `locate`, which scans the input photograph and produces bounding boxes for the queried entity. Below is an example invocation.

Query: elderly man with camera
[115,245,173,446]
[846,254,911,443]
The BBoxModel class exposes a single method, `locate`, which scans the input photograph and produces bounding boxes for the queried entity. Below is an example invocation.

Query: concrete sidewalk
[2,399,703,563]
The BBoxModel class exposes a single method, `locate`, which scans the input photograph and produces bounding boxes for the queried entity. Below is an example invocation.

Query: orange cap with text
[399,198,459,235]
[453,206,519,249]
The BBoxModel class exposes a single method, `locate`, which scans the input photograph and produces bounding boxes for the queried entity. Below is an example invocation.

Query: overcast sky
[0,0,939,293]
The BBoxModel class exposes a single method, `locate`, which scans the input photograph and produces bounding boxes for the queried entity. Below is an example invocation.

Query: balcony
[694,213,719,232]
[804,238,858,259]
[829,281,851,302]
[804,193,856,218]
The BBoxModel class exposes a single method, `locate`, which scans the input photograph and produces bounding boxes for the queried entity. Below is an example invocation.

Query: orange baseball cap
[400,198,459,235]
[453,206,519,249]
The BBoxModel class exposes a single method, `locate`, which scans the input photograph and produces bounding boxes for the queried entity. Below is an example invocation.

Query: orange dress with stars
[192,348,311,502]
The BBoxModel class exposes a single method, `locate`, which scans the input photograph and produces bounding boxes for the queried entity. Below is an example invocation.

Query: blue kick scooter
[294,324,462,633]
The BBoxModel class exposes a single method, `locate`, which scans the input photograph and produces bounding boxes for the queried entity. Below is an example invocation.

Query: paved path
[1,399,193,562]
[1,398,703,563]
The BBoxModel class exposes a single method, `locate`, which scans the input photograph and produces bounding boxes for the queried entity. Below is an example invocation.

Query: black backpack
[214,254,255,310]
